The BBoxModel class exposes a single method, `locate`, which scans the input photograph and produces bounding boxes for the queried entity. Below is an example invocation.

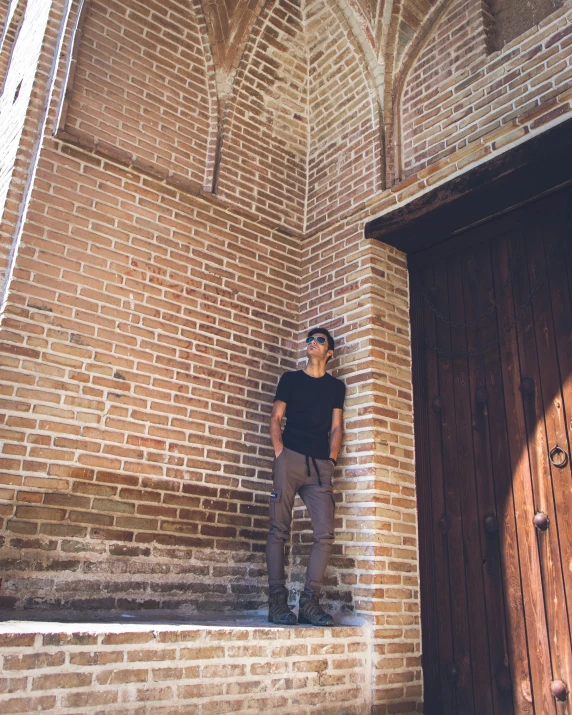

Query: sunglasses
[306,336,327,345]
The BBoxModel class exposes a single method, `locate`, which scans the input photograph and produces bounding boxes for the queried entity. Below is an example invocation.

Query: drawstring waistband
[305,455,322,486]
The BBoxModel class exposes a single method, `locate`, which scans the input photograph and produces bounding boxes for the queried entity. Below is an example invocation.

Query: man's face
[306,333,333,362]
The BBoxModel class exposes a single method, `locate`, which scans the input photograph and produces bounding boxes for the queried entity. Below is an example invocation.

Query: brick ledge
[0,611,372,715]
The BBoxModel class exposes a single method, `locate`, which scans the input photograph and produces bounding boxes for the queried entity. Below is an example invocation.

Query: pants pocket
[269,488,282,519]
[317,458,335,486]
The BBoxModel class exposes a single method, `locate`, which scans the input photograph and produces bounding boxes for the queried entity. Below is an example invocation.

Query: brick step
[0,612,371,714]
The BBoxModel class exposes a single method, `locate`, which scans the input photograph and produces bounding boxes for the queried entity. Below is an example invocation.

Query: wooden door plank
[513,213,572,713]
[543,193,572,620]
[417,260,457,714]
[481,232,535,715]
[446,250,495,714]
[520,200,572,707]
[411,264,443,714]
[433,257,476,714]
[492,230,557,715]
[460,238,515,715]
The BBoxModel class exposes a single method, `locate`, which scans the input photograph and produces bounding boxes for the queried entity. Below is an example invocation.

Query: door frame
[365,117,572,254]
[365,118,572,714]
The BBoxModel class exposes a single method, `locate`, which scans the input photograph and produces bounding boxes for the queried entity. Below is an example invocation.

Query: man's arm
[329,408,343,461]
[270,400,287,457]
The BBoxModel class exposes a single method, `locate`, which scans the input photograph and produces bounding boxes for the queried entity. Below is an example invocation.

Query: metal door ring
[549,446,569,469]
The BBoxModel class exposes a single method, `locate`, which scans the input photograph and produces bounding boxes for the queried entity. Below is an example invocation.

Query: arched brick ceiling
[199,0,442,104]
[200,0,267,93]
[334,0,439,63]
[346,0,377,40]
[396,0,437,56]
[390,0,441,80]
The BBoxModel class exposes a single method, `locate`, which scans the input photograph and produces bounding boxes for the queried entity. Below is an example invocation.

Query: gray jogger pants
[266,446,335,597]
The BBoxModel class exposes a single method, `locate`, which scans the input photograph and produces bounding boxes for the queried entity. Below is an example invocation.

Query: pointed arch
[200,0,269,96]
[305,0,384,231]
[55,0,219,190]
[216,0,309,233]
[383,0,455,183]
[332,0,385,103]
[320,0,388,202]
[392,0,452,84]
[217,0,385,233]
[395,0,491,180]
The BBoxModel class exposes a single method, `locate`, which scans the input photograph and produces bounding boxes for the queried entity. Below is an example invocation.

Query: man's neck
[304,357,327,378]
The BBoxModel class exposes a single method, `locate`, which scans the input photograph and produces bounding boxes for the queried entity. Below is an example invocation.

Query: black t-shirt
[274,370,346,459]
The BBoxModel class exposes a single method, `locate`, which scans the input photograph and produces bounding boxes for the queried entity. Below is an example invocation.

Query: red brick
[96,668,149,685]
[32,672,93,690]
[0,634,36,648]
[4,652,65,670]
[0,696,56,713]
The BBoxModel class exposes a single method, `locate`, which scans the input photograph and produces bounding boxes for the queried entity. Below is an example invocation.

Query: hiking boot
[268,590,297,625]
[298,592,334,626]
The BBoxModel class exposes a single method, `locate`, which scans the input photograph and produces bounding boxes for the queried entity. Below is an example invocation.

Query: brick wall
[216,0,308,234]
[0,0,305,611]
[216,0,383,234]
[63,0,218,190]
[489,0,563,51]
[291,221,421,712]
[305,0,382,233]
[3,0,572,711]
[401,0,572,178]
[0,137,300,610]
[0,622,372,714]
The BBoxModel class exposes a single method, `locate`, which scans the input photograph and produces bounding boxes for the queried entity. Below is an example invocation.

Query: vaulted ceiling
[201,0,267,86]
[347,0,439,66]
[199,0,447,100]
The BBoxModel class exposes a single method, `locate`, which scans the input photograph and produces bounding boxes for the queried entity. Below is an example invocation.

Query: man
[266,327,345,626]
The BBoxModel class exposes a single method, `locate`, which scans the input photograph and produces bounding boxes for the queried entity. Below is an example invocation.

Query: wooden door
[411,186,572,715]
